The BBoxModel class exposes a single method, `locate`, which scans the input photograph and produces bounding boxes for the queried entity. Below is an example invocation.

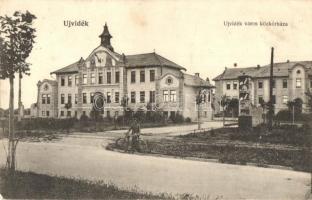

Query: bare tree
[0,11,36,172]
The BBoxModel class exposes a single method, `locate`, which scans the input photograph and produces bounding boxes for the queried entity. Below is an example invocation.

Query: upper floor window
[107,72,111,84]
[68,76,72,86]
[98,72,103,84]
[283,79,288,88]
[47,94,51,104]
[170,90,176,102]
[75,75,79,85]
[150,70,155,82]
[272,80,276,88]
[42,94,46,104]
[115,71,120,83]
[233,81,238,90]
[163,90,169,102]
[226,82,231,90]
[131,91,136,103]
[91,73,95,84]
[140,91,145,103]
[296,78,302,88]
[61,77,65,86]
[258,81,263,89]
[83,74,87,84]
[131,71,136,83]
[140,70,145,82]
[310,80,312,88]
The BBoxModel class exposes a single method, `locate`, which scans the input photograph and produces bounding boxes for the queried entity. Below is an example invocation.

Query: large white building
[35,24,214,121]
[213,61,312,114]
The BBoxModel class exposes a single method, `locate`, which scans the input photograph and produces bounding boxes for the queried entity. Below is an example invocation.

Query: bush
[185,117,191,123]
[16,118,76,131]
[170,113,184,123]
[275,110,292,121]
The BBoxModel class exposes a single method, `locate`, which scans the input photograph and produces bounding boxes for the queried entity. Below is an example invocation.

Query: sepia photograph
[0,0,312,199]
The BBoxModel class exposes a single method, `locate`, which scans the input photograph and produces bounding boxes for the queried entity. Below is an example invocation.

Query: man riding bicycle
[126,118,141,152]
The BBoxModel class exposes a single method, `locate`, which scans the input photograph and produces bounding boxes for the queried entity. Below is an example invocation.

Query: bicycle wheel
[115,138,128,151]
[139,139,150,153]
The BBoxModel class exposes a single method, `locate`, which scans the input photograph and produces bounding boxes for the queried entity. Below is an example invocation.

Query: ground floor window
[140,91,145,103]
[46,111,50,117]
[67,111,71,117]
[107,111,110,118]
[60,111,64,116]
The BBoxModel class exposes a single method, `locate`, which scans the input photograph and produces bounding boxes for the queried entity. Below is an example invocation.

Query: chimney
[287,59,290,63]
[257,64,260,69]
[195,73,200,77]
[234,63,237,67]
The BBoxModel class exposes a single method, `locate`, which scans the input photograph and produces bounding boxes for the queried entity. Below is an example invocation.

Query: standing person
[128,118,141,152]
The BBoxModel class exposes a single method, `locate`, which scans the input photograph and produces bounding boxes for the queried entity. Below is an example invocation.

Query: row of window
[258,95,289,105]
[41,110,50,117]
[226,78,306,90]
[59,110,119,118]
[130,70,155,83]
[60,71,120,86]
[130,91,156,103]
[59,91,158,105]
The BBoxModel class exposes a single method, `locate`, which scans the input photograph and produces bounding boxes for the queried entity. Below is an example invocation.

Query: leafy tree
[0,11,36,171]
[220,95,230,126]
[287,98,303,123]
[227,98,239,117]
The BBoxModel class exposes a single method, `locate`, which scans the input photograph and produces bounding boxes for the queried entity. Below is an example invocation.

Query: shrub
[185,117,191,123]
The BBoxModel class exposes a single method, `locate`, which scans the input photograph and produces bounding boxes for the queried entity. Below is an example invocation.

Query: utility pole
[268,47,274,131]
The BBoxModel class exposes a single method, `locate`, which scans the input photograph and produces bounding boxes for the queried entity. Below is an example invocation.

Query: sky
[1,0,312,109]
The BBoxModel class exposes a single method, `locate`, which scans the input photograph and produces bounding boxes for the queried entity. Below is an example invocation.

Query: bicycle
[115,134,151,153]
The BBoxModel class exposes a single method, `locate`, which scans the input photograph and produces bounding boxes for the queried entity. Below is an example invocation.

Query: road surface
[0,135,310,199]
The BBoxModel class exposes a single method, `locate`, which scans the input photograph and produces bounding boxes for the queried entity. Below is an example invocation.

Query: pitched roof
[51,61,79,74]
[213,61,312,81]
[184,73,214,88]
[125,53,186,70]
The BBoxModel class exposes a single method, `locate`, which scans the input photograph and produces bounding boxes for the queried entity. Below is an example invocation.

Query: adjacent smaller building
[213,60,312,114]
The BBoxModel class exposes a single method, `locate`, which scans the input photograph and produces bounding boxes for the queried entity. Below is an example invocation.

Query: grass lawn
[0,169,168,199]
[110,127,312,172]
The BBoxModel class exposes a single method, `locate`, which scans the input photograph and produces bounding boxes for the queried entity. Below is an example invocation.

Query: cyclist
[126,118,141,152]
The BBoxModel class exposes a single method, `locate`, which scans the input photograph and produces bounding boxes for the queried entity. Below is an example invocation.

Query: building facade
[213,61,312,114]
[36,24,214,121]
